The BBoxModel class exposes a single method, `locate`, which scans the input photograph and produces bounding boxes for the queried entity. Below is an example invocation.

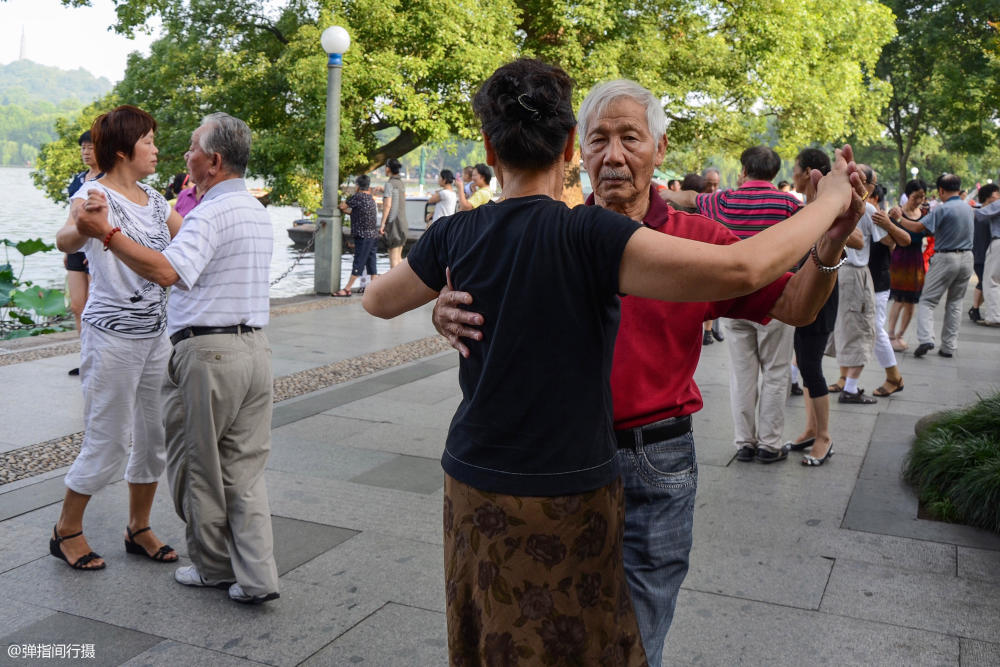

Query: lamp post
[314,25,350,295]
[911,167,919,178]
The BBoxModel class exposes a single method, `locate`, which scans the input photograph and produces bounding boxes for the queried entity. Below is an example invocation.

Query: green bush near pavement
[904,391,1000,534]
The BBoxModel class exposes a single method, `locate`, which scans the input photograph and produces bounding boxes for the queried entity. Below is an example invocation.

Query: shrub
[904,391,1000,534]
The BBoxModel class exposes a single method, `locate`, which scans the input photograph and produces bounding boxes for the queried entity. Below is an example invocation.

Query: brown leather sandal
[827,376,846,393]
[873,377,904,397]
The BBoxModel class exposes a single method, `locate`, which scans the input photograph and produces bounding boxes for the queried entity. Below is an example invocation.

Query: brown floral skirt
[443,474,648,666]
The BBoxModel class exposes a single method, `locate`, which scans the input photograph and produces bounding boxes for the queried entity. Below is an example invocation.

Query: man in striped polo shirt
[663,146,803,462]
[74,113,279,605]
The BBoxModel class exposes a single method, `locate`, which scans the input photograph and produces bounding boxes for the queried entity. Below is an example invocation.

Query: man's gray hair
[198,112,251,176]
[702,167,720,177]
[577,79,667,144]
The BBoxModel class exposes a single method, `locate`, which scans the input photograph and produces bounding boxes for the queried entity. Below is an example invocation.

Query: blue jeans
[617,428,697,666]
[351,236,378,277]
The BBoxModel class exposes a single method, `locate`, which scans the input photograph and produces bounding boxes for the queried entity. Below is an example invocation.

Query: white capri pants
[64,323,170,495]
[873,289,897,369]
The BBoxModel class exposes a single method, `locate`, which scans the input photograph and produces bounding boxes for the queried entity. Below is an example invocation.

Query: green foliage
[0,238,70,339]
[870,0,1000,191]
[30,0,900,207]
[904,392,1000,534]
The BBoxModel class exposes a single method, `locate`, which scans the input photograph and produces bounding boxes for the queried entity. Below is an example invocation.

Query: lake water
[0,167,387,298]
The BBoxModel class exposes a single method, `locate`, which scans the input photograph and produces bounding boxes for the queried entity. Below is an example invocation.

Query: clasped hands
[74,190,114,239]
[813,145,868,244]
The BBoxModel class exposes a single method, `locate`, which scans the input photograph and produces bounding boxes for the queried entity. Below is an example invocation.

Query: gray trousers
[916,251,973,353]
[983,240,1000,324]
[723,318,794,450]
[164,329,278,596]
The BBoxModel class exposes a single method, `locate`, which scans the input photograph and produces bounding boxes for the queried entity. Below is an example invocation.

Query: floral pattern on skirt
[443,474,648,667]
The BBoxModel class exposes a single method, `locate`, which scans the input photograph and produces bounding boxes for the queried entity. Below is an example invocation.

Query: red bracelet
[103,227,122,251]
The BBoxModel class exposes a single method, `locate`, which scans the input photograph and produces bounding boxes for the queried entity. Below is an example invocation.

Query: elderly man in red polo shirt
[432,81,861,664]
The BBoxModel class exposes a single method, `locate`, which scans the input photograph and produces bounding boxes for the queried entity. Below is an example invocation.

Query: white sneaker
[228,582,280,605]
[174,565,232,589]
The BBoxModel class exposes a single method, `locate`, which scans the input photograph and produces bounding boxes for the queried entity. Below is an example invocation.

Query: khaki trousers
[834,264,875,367]
[164,329,278,596]
[723,318,794,450]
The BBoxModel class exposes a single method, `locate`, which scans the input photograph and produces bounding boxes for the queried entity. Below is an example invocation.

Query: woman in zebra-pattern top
[53,105,183,571]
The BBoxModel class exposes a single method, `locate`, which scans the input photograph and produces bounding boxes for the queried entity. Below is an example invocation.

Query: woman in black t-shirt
[364,59,865,664]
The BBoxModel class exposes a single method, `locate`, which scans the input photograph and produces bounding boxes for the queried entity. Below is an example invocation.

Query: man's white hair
[577,79,667,144]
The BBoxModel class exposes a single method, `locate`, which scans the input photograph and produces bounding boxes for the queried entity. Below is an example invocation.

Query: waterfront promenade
[0,290,998,665]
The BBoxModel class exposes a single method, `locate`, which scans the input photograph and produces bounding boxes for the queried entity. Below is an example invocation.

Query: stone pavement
[0,289,998,666]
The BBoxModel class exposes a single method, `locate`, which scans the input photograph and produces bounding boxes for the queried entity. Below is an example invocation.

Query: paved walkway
[1,289,998,666]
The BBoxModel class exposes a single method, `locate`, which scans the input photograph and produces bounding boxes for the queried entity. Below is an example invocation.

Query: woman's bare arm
[166,208,183,238]
[55,199,89,253]
[363,260,439,318]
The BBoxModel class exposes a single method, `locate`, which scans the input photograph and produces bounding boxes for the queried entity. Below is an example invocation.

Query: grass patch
[904,391,1000,533]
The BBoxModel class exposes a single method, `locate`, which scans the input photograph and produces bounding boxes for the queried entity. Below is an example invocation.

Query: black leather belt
[170,324,259,346]
[936,249,971,253]
[615,415,692,449]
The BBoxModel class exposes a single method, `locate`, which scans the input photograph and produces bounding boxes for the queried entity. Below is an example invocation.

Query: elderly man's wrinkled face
[581,97,666,210]
[184,126,212,188]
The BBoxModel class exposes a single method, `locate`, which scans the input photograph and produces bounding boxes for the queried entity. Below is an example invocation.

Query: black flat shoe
[786,437,815,451]
[802,442,834,466]
[50,526,105,570]
[125,526,178,562]
[790,382,804,396]
[755,445,789,464]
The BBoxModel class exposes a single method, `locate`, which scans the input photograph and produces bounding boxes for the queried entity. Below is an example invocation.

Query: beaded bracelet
[103,227,122,251]
[809,243,847,273]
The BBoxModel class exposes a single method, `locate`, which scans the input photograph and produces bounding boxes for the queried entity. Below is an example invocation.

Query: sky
[0,0,157,82]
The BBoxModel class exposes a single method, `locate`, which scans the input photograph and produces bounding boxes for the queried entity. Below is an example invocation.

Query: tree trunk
[364,129,423,174]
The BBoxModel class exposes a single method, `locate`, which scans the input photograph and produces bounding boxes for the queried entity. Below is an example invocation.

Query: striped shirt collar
[201,177,248,203]
[738,180,777,190]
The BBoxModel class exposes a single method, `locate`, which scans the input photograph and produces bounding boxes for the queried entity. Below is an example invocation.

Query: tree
[33,0,519,208]
[870,0,1000,191]
[519,0,894,158]
[31,0,897,206]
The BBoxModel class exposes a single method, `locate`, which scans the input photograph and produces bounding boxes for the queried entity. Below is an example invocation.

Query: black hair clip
[517,94,542,121]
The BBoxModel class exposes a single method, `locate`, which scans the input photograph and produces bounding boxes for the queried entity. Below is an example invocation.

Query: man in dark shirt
[433,79,857,664]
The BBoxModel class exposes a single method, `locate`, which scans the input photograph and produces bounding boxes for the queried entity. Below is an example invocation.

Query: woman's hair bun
[473,59,576,171]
